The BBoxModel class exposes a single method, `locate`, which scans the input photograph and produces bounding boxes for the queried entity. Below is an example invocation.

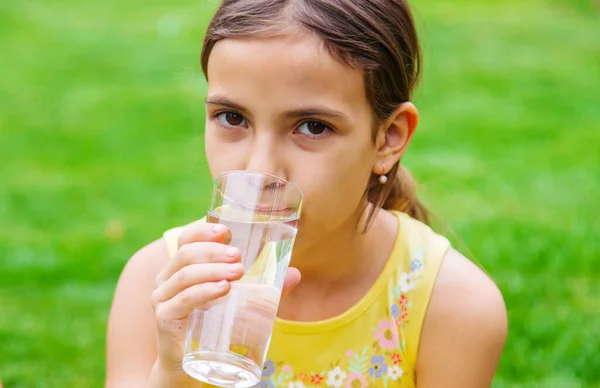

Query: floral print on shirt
[255,252,424,388]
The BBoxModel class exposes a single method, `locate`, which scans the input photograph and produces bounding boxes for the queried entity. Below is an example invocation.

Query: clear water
[182,345,262,388]
[182,209,297,387]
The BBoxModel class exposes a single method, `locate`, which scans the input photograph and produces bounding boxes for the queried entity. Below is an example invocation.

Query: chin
[291,224,309,253]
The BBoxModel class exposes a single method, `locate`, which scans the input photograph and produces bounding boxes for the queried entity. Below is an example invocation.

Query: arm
[415,248,508,387]
[105,225,301,388]
[105,239,168,387]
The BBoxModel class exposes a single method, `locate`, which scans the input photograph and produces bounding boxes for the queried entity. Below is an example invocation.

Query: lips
[254,207,293,215]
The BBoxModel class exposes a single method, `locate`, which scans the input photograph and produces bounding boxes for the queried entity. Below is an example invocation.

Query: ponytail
[385,164,429,223]
[364,162,429,231]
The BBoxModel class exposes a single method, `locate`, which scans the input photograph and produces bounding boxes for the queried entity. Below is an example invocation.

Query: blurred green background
[1,0,599,386]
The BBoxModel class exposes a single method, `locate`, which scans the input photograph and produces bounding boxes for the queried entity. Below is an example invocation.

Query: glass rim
[213,170,304,202]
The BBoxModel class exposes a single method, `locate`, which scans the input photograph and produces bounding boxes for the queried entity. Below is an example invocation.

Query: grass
[0,0,598,386]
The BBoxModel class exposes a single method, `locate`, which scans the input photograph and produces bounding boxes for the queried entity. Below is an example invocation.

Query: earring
[379,162,388,184]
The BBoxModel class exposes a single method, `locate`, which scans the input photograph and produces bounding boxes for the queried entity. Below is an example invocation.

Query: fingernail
[217,280,229,288]
[228,263,244,274]
[212,224,225,234]
[225,247,239,257]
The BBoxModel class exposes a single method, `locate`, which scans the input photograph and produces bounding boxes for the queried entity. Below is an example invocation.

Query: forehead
[206,32,370,114]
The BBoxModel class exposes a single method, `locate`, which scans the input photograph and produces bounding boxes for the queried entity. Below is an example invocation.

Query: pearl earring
[379,162,388,184]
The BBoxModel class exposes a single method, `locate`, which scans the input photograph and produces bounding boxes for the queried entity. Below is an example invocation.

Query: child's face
[204,32,379,248]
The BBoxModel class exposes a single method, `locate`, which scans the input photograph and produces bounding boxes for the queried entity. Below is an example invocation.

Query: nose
[244,132,285,179]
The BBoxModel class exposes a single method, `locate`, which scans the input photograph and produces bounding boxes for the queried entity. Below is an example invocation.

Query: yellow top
[163,211,450,388]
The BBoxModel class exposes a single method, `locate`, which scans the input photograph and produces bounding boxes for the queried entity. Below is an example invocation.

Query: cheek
[204,132,218,176]
[295,146,373,231]
[204,126,246,177]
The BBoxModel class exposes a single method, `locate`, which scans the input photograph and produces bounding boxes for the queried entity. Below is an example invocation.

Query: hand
[149,222,301,386]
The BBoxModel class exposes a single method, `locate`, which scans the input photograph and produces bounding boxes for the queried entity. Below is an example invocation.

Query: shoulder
[112,220,201,300]
[415,248,507,386]
[108,236,171,323]
[109,236,172,324]
[429,248,507,326]
[112,237,173,300]
[106,238,171,382]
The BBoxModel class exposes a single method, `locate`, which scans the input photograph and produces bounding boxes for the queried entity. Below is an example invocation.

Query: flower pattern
[263,360,276,378]
[368,355,388,378]
[399,294,408,307]
[374,319,400,350]
[344,372,368,388]
[326,367,347,388]
[258,380,275,388]
[298,372,309,382]
[399,272,415,293]
[311,374,324,385]
[388,365,404,380]
[253,250,425,388]
[410,259,422,272]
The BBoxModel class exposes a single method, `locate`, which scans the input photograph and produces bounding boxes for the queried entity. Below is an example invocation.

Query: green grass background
[1,0,598,386]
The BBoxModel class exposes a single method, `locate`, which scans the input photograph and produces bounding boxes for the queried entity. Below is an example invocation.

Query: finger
[228,291,280,359]
[282,267,301,297]
[155,281,231,321]
[178,222,232,250]
[153,263,245,304]
[156,242,241,285]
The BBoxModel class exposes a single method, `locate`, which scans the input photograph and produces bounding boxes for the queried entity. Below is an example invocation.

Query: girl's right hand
[149,222,301,386]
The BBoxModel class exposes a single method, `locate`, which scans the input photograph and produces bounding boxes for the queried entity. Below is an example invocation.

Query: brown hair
[201,0,429,226]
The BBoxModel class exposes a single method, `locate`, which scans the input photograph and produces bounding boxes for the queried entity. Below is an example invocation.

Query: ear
[374,102,419,175]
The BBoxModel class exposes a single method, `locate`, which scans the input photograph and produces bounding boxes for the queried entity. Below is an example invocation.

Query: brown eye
[296,121,332,137]
[307,122,327,134]
[216,112,247,127]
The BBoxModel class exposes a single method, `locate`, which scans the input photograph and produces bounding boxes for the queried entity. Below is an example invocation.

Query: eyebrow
[282,107,350,122]
[205,96,250,116]
[205,95,350,122]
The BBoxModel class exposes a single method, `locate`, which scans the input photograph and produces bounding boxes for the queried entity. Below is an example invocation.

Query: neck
[290,205,396,287]
[278,206,399,321]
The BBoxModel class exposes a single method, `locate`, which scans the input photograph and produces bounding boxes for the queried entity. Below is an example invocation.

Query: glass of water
[182,171,303,388]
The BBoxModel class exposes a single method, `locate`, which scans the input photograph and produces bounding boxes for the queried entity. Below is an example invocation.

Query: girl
[106,0,507,387]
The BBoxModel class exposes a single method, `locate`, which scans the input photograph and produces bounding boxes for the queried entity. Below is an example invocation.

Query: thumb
[281,267,301,297]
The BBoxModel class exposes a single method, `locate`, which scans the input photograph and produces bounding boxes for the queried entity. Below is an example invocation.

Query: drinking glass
[182,171,303,388]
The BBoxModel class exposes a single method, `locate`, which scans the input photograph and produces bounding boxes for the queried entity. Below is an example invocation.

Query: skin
[106,31,507,388]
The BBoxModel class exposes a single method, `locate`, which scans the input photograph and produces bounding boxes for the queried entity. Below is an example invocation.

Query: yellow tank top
[163,211,450,388]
